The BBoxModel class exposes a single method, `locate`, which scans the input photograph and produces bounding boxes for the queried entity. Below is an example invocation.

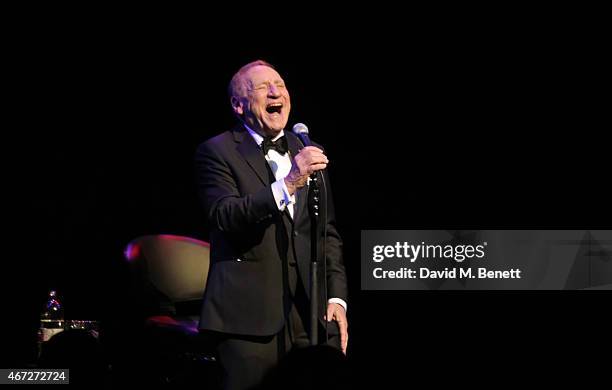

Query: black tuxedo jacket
[195,124,347,337]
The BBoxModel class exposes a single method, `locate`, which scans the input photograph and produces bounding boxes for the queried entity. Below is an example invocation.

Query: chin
[265,124,286,134]
[268,129,283,136]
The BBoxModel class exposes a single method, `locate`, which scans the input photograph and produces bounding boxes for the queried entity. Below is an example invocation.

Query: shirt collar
[244,124,285,147]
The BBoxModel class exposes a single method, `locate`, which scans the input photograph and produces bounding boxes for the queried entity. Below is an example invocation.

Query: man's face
[232,65,291,137]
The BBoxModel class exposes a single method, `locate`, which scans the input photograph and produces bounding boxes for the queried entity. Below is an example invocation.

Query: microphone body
[292,123,313,148]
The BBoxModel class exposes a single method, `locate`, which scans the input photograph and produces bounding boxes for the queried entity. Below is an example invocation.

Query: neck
[243,122,283,139]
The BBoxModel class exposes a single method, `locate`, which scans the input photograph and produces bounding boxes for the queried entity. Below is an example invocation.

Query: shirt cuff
[328,298,347,313]
[271,178,296,212]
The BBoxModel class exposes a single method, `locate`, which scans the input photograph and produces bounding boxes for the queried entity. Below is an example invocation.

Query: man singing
[196,60,348,390]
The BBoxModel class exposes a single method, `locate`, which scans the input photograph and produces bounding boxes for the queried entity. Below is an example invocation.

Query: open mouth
[266,102,283,115]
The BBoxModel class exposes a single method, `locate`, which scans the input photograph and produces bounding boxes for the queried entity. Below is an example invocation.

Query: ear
[230,96,244,116]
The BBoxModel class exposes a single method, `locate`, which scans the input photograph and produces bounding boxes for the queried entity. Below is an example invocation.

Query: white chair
[123,234,219,386]
[124,234,210,333]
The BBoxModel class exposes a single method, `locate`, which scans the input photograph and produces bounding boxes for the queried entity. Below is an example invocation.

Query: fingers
[310,154,329,165]
[286,147,328,190]
[340,323,348,355]
[337,313,349,355]
[326,305,334,323]
[302,146,324,154]
[297,147,328,165]
[296,149,328,175]
[299,153,328,166]
[327,304,349,355]
[307,163,328,174]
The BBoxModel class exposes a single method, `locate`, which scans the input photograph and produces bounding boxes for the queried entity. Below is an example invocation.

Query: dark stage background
[9,17,610,385]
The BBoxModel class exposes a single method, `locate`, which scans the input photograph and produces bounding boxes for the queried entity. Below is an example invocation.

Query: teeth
[266,102,283,115]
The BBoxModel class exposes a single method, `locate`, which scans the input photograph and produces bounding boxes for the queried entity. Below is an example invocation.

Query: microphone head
[292,123,309,135]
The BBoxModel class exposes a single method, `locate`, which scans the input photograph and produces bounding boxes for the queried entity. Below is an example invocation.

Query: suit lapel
[234,127,307,221]
[233,125,270,186]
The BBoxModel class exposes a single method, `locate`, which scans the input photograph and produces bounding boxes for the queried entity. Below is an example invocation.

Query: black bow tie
[262,135,289,155]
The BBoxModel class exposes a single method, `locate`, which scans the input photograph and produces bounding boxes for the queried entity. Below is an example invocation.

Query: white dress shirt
[245,125,347,313]
[245,126,296,217]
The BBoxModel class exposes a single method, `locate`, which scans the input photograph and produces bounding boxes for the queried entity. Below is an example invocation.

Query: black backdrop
[10,16,610,384]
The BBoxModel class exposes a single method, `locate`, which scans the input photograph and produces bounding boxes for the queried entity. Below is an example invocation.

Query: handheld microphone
[292,123,312,147]
[292,122,326,175]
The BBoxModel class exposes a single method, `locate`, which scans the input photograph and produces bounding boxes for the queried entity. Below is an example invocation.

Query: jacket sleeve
[195,141,278,233]
[321,170,348,303]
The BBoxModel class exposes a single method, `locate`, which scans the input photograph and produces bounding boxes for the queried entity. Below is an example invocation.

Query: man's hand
[326,302,348,355]
[284,146,328,195]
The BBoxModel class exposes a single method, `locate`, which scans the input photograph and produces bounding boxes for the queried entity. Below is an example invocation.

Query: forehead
[242,65,284,85]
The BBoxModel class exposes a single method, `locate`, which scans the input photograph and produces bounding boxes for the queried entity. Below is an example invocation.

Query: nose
[268,84,281,97]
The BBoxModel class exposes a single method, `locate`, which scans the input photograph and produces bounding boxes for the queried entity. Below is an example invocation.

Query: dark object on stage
[122,235,220,386]
[259,345,351,390]
[38,329,106,386]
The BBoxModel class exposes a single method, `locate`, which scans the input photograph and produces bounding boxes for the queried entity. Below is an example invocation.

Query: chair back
[124,235,210,303]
